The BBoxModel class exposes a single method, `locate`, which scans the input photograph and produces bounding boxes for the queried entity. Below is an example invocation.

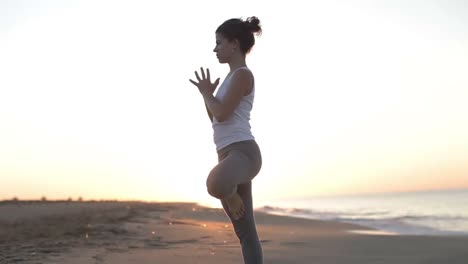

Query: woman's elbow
[214,115,226,122]
[214,112,229,122]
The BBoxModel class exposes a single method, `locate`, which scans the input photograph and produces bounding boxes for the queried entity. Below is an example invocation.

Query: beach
[1,201,467,264]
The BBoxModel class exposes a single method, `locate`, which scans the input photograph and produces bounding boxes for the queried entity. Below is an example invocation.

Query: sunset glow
[1,0,467,207]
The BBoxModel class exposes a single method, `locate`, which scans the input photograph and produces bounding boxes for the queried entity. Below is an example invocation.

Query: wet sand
[1,200,467,263]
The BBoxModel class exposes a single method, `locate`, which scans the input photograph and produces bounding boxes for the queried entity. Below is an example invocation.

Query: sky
[1,0,467,208]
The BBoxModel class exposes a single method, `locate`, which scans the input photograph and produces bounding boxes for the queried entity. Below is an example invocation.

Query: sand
[1,200,467,264]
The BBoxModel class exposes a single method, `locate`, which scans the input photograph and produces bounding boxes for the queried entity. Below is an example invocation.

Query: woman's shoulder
[230,67,254,95]
[234,66,251,73]
[231,66,254,79]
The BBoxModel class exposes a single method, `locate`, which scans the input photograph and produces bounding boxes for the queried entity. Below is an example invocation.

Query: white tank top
[212,67,255,150]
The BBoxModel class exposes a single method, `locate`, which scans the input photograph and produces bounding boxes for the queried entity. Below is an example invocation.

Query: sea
[258,189,468,236]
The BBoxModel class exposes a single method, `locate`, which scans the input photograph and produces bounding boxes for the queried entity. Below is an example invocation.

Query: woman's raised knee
[206,173,236,199]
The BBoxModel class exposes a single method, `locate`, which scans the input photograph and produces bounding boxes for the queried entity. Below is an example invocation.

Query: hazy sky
[1,0,467,208]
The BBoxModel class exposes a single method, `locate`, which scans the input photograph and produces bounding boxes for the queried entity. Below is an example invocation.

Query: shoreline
[2,201,468,263]
[256,208,468,237]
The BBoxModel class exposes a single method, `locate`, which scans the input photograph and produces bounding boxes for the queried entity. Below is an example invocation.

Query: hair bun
[244,16,262,36]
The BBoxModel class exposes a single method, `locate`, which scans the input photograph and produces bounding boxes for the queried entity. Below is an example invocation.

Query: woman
[189,16,263,264]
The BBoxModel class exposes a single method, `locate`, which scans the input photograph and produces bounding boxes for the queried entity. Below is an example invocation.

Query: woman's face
[213,33,236,64]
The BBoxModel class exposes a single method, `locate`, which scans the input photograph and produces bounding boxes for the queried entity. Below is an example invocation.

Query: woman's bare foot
[223,193,245,220]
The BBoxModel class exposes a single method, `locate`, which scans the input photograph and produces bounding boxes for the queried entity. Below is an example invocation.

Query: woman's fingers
[200,67,206,80]
[189,79,198,86]
[191,68,218,92]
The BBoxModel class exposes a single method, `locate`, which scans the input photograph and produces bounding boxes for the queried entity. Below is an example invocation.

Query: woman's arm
[202,69,253,122]
[205,102,213,122]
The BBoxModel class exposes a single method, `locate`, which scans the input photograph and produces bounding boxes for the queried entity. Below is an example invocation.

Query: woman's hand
[189,67,220,96]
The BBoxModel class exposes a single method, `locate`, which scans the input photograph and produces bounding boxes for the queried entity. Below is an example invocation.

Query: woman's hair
[216,16,262,54]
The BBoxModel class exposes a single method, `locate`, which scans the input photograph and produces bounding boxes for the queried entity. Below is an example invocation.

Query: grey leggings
[206,140,263,264]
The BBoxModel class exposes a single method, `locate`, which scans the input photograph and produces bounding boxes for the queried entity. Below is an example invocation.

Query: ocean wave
[258,205,468,236]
